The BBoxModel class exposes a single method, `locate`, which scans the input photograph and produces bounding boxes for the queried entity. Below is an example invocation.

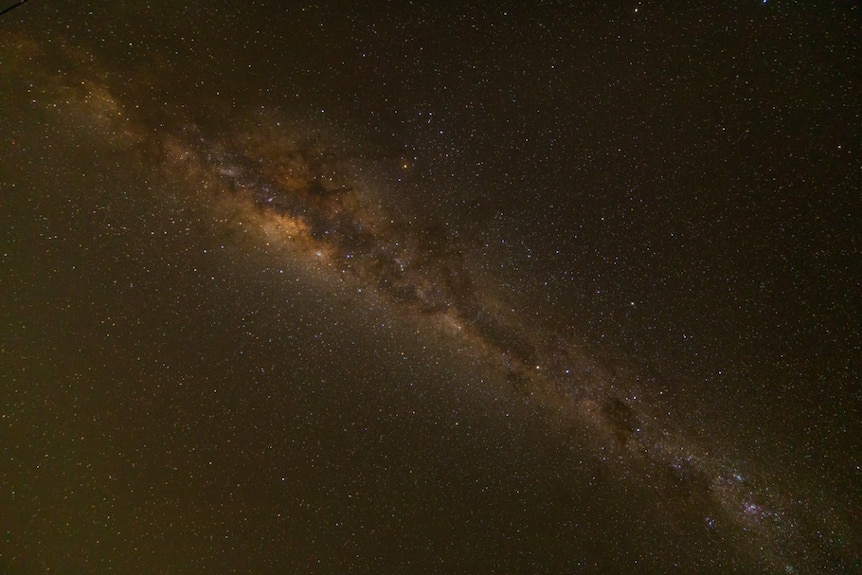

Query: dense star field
[1,2,859,573]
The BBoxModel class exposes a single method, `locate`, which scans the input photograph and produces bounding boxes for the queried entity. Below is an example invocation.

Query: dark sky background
[1,1,859,573]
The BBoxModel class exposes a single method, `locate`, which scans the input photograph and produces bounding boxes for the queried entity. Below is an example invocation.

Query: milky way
[2,24,857,574]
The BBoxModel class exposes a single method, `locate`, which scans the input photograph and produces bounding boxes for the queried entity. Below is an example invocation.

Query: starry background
[0,1,860,573]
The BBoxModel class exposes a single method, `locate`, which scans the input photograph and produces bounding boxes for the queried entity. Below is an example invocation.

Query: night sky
[1,1,860,573]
